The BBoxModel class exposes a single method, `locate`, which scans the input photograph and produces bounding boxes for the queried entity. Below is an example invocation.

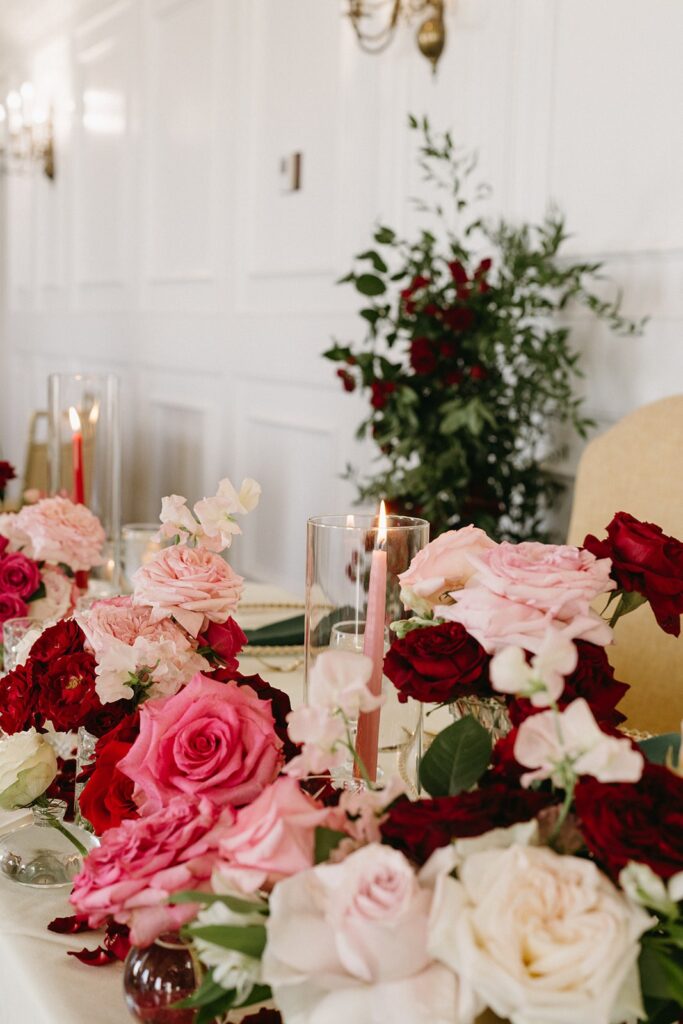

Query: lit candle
[355,500,388,783]
[69,405,85,505]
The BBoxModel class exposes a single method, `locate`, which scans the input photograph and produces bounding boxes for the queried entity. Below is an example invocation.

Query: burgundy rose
[370,380,397,410]
[509,641,629,729]
[409,337,437,375]
[574,763,683,881]
[82,696,138,739]
[35,651,100,733]
[0,593,28,625]
[381,785,552,864]
[447,260,468,286]
[469,364,487,381]
[0,460,16,495]
[46,757,77,818]
[0,552,41,599]
[442,306,474,333]
[79,739,138,834]
[0,663,39,733]
[400,274,430,300]
[440,339,459,359]
[383,621,490,704]
[446,370,463,387]
[198,616,247,673]
[336,368,356,393]
[583,512,683,636]
[241,1012,283,1024]
[30,618,86,663]
[225,669,299,763]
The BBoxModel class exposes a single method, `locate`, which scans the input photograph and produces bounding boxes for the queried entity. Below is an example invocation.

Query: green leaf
[28,581,46,602]
[175,971,227,1008]
[355,274,386,297]
[315,826,347,863]
[639,733,682,767]
[357,249,389,273]
[373,226,396,246]
[186,924,266,958]
[170,890,268,915]
[419,715,493,797]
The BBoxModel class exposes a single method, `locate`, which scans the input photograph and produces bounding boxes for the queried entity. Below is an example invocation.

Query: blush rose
[398,525,497,615]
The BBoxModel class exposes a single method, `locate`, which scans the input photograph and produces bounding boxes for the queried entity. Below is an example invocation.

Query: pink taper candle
[355,501,388,782]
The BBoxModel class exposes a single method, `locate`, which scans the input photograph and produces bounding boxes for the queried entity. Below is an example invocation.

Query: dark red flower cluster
[583,511,683,636]
[336,368,356,393]
[381,784,552,864]
[509,641,629,729]
[409,337,436,375]
[383,621,491,704]
[574,763,683,881]
[370,379,397,410]
[0,663,41,733]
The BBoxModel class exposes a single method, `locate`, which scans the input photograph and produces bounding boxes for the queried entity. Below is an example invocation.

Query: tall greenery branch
[325,115,643,540]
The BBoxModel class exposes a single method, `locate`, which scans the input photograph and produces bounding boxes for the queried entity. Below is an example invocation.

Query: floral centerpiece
[0,496,105,645]
[52,508,683,1024]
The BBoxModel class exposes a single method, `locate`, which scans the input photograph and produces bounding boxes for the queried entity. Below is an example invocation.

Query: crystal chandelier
[346,0,446,71]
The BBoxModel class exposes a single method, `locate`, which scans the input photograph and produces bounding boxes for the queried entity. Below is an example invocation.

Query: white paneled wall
[1,0,682,592]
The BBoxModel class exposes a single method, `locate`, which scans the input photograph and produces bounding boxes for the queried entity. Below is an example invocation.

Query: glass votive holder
[305,513,429,791]
[120,523,163,594]
[2,616,40,674]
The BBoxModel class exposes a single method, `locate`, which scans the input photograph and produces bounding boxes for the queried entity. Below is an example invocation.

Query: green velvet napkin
[244,614,306,647]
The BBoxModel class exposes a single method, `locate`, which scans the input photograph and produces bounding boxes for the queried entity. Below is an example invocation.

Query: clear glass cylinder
[75,726,98,831]
[305,513,429,791]
[121,523,163,594]
[2,615,40,672]
[47,373,121,585]
[0,799,98,887]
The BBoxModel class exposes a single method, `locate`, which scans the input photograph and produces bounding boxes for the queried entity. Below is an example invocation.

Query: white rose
[429,844,651,1024]
[262,842,475,1024]
[192,901,263,1002]
[0,728,58,809]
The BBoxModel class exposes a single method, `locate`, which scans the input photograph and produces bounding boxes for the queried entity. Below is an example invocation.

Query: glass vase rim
[47,371,120,383]
[121,522,161,533]
[307,513,429,532]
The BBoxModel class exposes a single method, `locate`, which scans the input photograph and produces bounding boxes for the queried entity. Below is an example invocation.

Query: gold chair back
[567,395,683,734]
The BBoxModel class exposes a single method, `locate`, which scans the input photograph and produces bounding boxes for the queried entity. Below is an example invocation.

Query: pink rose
[0,497,105,572]
[466,542,613,617]
[439,541,615,654]
[399,525,497,614]
[70,795,225,946]
[78,595,200,658]
[28,566,78,623]
[118,673,283,813]
[439,586,613,655]
[132,545,244,637]
[0,552,41,599]
[262,844,465,1024]
[0,593,28,625]
[210,776,333,894]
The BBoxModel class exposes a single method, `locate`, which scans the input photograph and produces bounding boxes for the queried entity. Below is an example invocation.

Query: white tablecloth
[0,582,305,1024]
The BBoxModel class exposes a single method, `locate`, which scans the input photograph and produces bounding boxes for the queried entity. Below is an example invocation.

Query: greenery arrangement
[325,117,642,540]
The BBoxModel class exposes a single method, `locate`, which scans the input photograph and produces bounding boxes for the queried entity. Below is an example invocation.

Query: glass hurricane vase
[0,799,97,887]
[449,695,512,743]
[124,932,201,1024]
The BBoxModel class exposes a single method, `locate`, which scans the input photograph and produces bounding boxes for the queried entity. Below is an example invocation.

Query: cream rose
[0,729,58,809]
[399,526,497,615]
[262,843,475,1024]
[429,844,651,1024]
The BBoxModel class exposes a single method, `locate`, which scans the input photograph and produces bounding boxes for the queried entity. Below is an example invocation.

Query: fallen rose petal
[67,946,117,966]
[48,914,91,934]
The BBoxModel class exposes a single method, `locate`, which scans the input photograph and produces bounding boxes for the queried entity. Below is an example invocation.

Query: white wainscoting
[1,0,683,593]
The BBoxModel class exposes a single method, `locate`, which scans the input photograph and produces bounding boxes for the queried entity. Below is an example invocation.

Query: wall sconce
[346,0,446,72]
[0,82,56,180]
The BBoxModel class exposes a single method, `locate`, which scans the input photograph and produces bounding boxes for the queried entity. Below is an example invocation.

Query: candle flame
[377,500,387,548]
[68,406,82,432]
[88,399,100,426]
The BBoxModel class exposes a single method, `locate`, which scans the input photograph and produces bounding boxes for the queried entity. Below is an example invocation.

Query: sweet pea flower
[619,862,681,917]
[158,494,201,544]
[308,650,382,717]
[157,478,261,553]
[514,698,644,788]
[490,628,578,706]
[283,706,347,779]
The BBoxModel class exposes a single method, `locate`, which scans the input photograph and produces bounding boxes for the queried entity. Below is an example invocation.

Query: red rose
[0,552,41,599]
[79,739,138,834]
[409,337,437,375]
[509,641,628,728]
[82,697,137,739]
[446,370,463,387]
[35,651,100,732]
[440,339,459,359]
[469,364,487,381]
[336,368,356,393]
[381,785,552,864]
[30,618,86,663]
[474,258,492,279]
[0,663,39,733]
[447,260,468,286]
[0,593,28,625]
[400,275,430,300]
[574,763,683,881]
[383,621,491,704]
[198,616,247,673]
[583,512,683,636]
